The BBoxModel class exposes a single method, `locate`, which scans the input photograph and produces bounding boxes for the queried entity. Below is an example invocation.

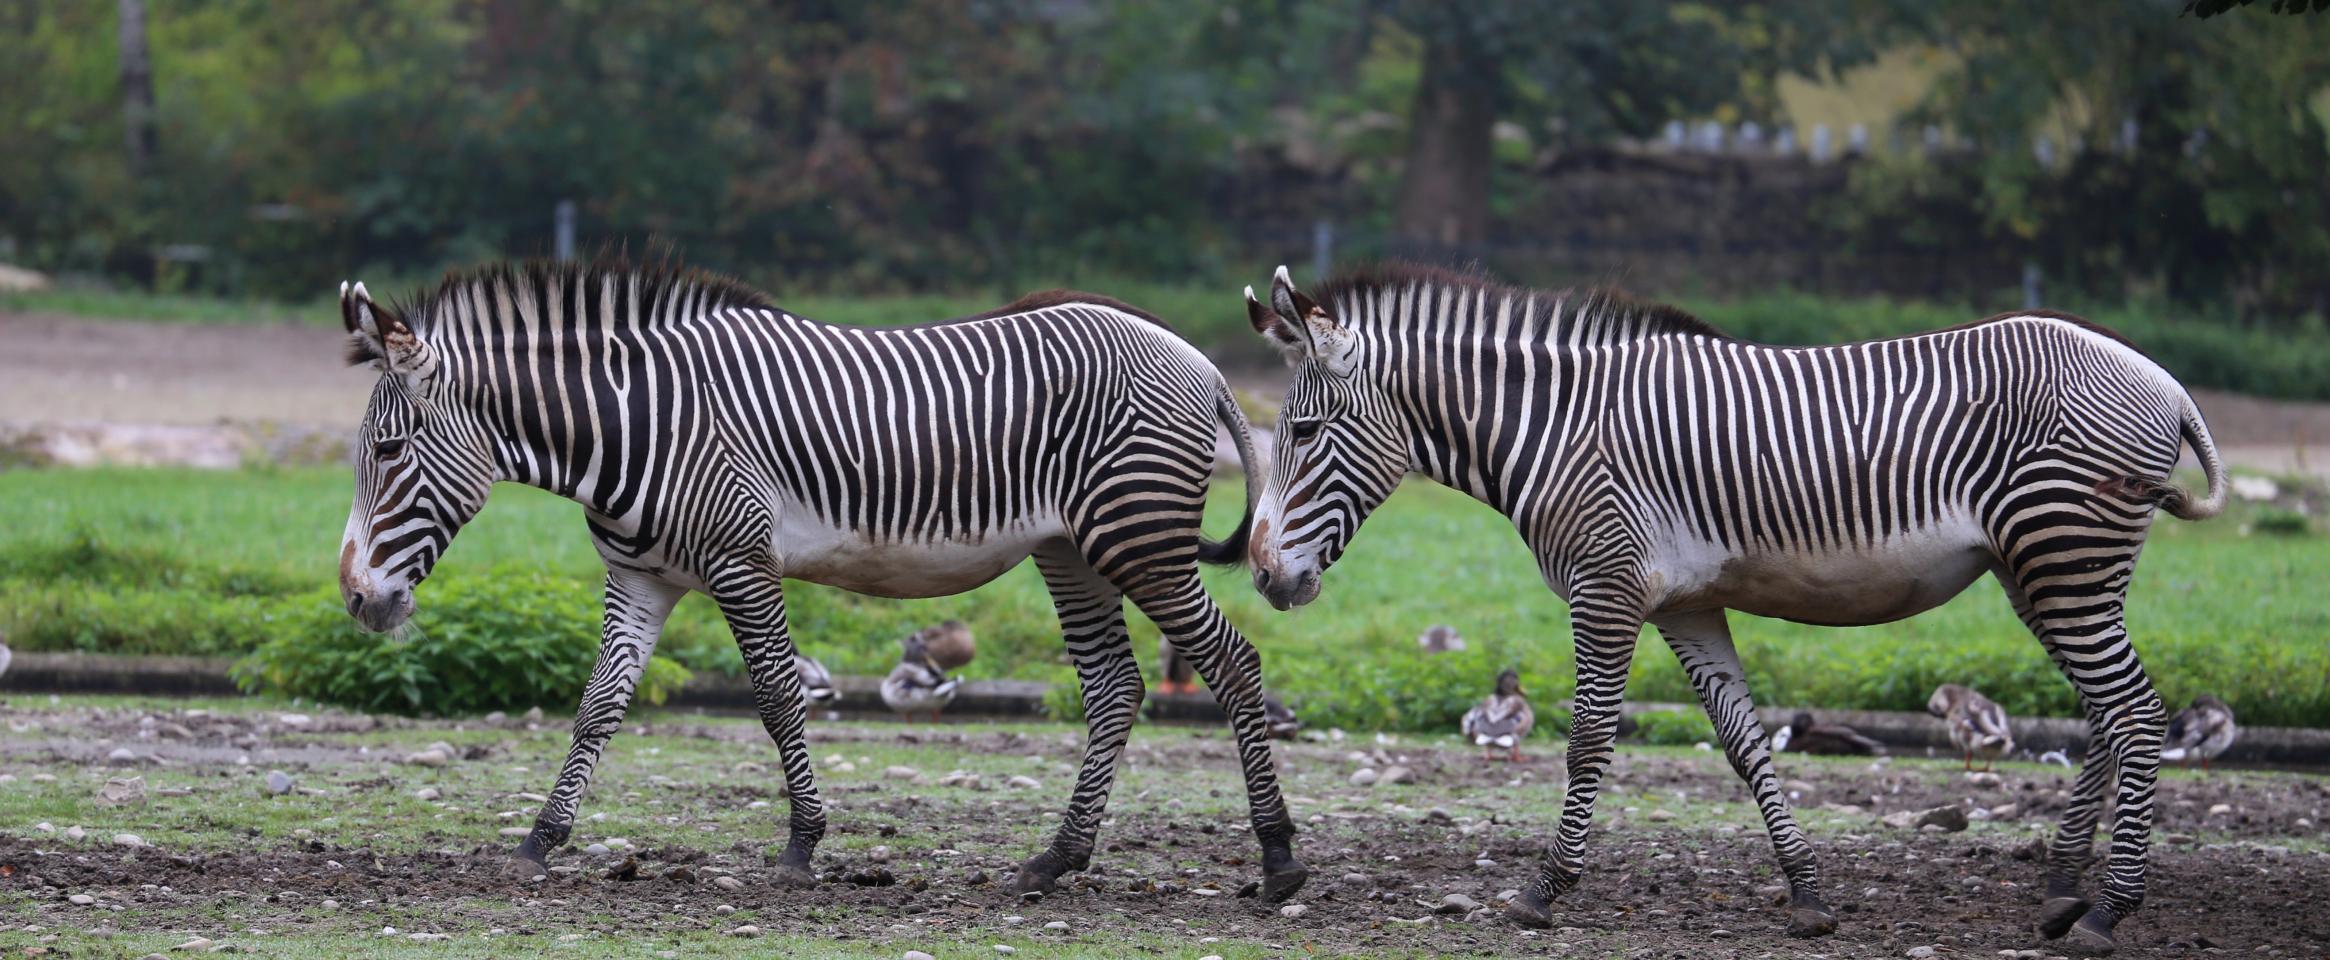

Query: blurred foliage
[0,2,2322,319]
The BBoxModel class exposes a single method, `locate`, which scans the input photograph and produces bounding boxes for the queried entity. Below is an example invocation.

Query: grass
[10,281,2330,400]
[3,466,2327,731]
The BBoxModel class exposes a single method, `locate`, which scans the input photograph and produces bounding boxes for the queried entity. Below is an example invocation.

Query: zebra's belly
[1659,525,1994,627]
[776,514,1060,600]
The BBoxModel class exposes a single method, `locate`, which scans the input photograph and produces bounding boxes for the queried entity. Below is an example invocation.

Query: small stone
[523,706,545,723]
[1646,809,1676,823]
[1340,872,1370,885]
[69,894,96,906]
[1988,802,2019,818]
[993,947,1016,955]
[169,937,212,951]
[1043,921,1068,931]
[1280,903,1309,918]
[407,933,450,942]
[65,825,87,840]
[321,900,339,909]
[278,713,313,726]
[1757,883,1788,903]
[1907,947,1939,959]
[904,953,936,960]
[726,925,761,937]
[100,777,147,805]
[884,765,921,781]
[1436,894,1481,914]
[498,827,530,837]
[483,711,507,724]
[583,843,610,856]
[413,787,441,801]
[404,750,451,768]
[715,904,735,915]
[264,771,295,795]
[834,762,857,774]
[112,832,147,847]
[1377,765,1413,785]
[2207,803,2233,816]
[714,875,743,890]
[1349,768,1380,786]
[1965,771,2003,787]
[1473,858,1497,870]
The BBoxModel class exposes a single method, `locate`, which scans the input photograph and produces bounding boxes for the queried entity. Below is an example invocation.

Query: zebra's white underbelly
[774,510,1064,599]
[1651,515,1993,627]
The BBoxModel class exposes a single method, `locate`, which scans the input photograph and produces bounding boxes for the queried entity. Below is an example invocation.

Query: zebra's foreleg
[1655,611,1833,938]
[515,570,685,872]
[1507,596,1643,929]
[1127,574,1308,903]
[714,568,826,887]
[1010,545,1140,898]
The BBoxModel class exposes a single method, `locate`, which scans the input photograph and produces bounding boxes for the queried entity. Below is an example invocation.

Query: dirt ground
[5,309,2326,481]
[2,698,2326,958]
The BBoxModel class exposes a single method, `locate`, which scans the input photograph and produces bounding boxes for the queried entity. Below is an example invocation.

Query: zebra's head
[337,281,492,633]
[1244,266,1408,611]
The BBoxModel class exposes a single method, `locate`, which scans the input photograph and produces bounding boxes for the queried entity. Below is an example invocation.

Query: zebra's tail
[2098,393,2228,521]
[1196,384,1262,567]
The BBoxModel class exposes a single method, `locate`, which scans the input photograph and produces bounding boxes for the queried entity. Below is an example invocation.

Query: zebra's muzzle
[344,585,414,633]
[1253,566,1322,611]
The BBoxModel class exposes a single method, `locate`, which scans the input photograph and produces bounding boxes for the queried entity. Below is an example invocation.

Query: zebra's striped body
[334,262,1306,901]
[1243,264,2225,952]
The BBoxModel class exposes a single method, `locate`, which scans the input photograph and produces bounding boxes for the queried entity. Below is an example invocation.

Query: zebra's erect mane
[349,258,775,365]
[1312,262,1733,344]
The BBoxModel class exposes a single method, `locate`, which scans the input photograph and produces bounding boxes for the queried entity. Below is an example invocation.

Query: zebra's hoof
[2061,909,2118,955]
[1786,907,1837,938]
[1007,863,1061,899]
[505,852,548,879]
[1503,891,1555,929]
[1260,862,1309,903]
[769,864,817,888]
[2036,896,2090,940]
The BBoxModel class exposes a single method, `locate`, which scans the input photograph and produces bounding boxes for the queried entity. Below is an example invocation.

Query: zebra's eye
[372,437,408,460]
[1288,419,1324,442]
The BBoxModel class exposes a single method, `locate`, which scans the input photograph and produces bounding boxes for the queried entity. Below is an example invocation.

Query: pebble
[1646,809,1676,822]
[279,713,313,726]
[113,833,147,847]
[414,787,441,801]
[715,905,735,915]
[884,765,921,780]
[1043,921,1068,931]
[1350,768,1380,786]
[584,843,610,856]
[1200,956,1224,960]
[1280,904,1309,918]
[1907,947,1939,959]
[405,749,451,768]
[726,925,761,937]
[1436,894,1481,914]
[101,777,147,805]
[498,827,530,837]
[1378,765,1414,785]
[107,747,139,764]
[322,899,339,909]
[264,771,295,795]
[407,933,450,942]
[2208,803,2233,816]
[1006,775,1041,790]
[1965,771,2003,787]
[714,876,744,891]
[68,894,96,906]
[1473,858,1497,870]
[171,937,214,951]
[993,947,1016,955]
[1340,872,1370,885]
[65,825,87,840]
[904,953,936,960]
[833,762,857,774]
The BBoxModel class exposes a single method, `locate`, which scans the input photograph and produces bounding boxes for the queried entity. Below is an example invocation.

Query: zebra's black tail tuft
[1197,386,1261,567]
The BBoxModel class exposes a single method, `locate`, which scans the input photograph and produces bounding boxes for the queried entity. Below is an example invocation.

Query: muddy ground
[2,698,2326,958]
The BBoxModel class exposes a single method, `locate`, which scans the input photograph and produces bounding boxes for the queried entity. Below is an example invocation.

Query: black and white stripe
[1243,264,2226,949]
[334,262,1307,901]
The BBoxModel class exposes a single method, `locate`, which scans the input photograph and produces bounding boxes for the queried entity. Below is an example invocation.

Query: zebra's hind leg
[1999,572,2123,948]
[1654,611,1834,938]
[1123,572,1308,903]
[1507,593,1645,928]
[713,565,826,888]
[1009,543,1142,898]
[515,570,685,874]
[1997,535,2164,956]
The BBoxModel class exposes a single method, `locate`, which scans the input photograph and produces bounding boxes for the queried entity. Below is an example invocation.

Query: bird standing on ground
[2162,694,2237,770]
[880,630,960,722]
[1417,624,1466,654]
[1460,668,1534,762]
[1774,711,1885,755]
[1263,695,1302,740]
[916,619,976,672]
[793,652,838,704]
[1928,684,2014,771]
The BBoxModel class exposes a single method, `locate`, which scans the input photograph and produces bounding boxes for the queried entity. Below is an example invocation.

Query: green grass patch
[4,466,2327,731]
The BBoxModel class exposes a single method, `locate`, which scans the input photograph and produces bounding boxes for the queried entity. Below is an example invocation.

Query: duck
[916,619,977,672]
[1459,668,1534,762]
[1928,684,2014,771]
[2162,694,2237,770]
[1156,637,1199,695]
[1774,711,1886,755]
[880,631,960,722]
[793,652,838,704]
[1417,624,1466,654]
[1263,695,1302,740]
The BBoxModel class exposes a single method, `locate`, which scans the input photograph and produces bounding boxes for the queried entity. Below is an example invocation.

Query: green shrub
[1629,709,1716,746]
[2254,508,2312,536]
[233,568,691,717]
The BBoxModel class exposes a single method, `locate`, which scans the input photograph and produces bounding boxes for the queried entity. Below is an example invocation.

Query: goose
[793,652,838,704]
[880,631,960,722]
[1928,684,2014,771]
[1263,695,1302,740]
[915,619,976,672]
[2162,695,2237,770]
[1459,668,1534,762]
[1775,711,1885,756]
[1417,624,1466,654]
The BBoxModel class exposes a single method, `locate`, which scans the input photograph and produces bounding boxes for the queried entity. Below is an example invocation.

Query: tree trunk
[117,0,157,179]
[1393,36,1498,252]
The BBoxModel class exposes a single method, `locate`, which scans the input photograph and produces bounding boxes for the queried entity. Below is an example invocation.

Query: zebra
[1240,263,2226,954]
[333,260,1309,902]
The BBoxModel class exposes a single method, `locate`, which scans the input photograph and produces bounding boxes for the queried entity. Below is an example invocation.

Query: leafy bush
[233,569,690,717]
[2254,508,2312,537]
[1629,709,1716,746]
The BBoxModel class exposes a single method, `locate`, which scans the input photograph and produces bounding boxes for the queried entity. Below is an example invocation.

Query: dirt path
[3,700,2326,957]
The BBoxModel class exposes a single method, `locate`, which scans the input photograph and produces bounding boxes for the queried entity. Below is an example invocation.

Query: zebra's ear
[340,280,438,384]
[1246,285,1306,363]
[1270,265,1357,377]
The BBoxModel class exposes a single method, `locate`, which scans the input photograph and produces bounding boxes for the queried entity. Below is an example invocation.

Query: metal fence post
[554,200,576,260]
[1311,218,1334,280]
